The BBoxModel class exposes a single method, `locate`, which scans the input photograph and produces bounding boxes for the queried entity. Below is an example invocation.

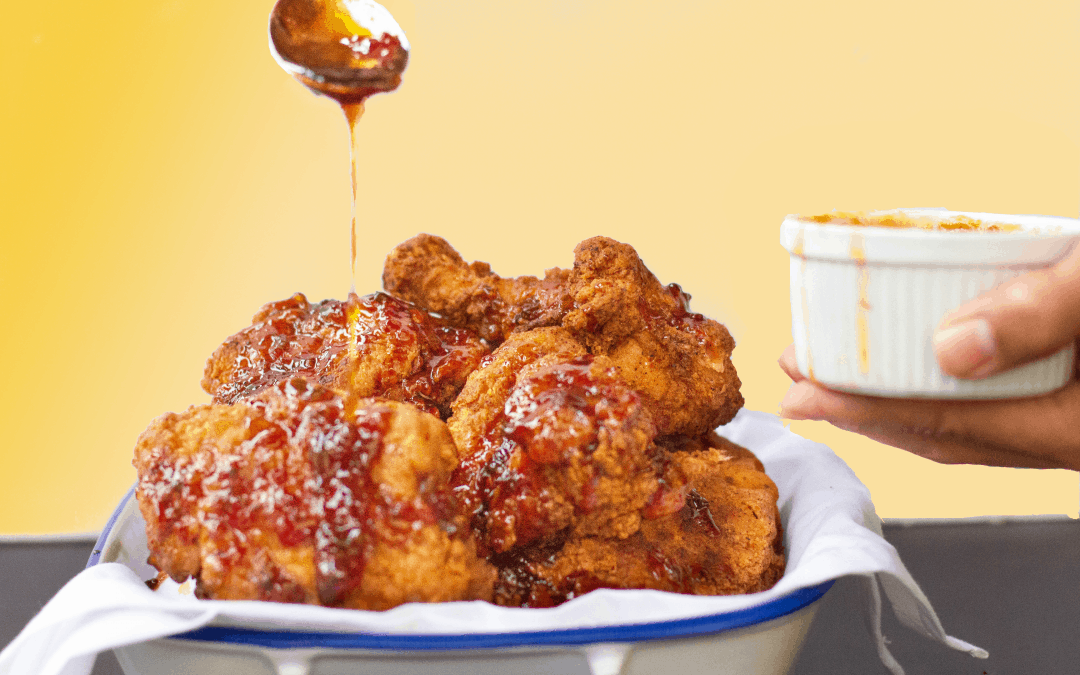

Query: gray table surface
[2,519,1077,674]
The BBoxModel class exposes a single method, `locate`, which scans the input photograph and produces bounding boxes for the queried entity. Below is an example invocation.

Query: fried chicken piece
[492,434,784,607]
[566,238,742,436]
[449,328,659,554]
[382,234,742,436]
[133,378,495,609]
[201,292,489,419]
[381,234,571,343]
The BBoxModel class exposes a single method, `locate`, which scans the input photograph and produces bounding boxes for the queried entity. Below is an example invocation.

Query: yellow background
[2,0,1077,533]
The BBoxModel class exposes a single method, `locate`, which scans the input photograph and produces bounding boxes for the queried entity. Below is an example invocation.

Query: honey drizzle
[849,232,870,375]
[343,102,366,296]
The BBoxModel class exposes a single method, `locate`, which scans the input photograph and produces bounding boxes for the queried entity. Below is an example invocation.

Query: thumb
[933,240,1080,379]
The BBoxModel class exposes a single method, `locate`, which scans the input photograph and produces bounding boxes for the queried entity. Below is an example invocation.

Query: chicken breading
[381,233,571,343]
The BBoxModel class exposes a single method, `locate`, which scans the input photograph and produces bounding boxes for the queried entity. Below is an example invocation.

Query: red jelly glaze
[139,444,206,554]
[210,294,351,404]
[307,398,394,606]
[210,292,488,418]
[636,283,721,358]
[144,377,462,605]
[454,356,642,554]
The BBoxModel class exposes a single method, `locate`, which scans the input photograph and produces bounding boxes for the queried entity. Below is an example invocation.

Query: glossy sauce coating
[205,294,350,403]
[636,282,721,359]
[453,356,645,554]
[203,292,489,418]
[305,392,394,604]
[349,292,491,416]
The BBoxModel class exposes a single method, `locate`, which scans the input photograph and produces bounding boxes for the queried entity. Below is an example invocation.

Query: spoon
[269,0,410,104]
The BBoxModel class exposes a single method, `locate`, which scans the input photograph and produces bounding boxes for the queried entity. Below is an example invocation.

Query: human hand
[777,241,1080,470]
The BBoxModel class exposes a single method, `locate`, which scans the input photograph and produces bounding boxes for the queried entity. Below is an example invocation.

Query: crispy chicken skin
[201,292,489,419]
[381,234,571,343]
[383,234,743,436]
[134,378,495,609]
[449,328,659,554]
[492,434,785,607]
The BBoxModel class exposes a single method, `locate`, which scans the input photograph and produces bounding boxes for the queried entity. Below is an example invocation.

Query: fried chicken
[133,378,495,609]
[381,234,571,343]
[449,328,660,554]
[133,234,780,612]
[492,433,784,607]
[201,292,489,419]
[566,238,743,436]
[383,234,743,436]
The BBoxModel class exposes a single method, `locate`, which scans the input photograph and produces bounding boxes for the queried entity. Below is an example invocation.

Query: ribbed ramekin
[781,209,1080,399]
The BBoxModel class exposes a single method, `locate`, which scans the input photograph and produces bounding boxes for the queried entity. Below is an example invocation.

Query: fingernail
[779,381,819,420]
[933,318,995,378]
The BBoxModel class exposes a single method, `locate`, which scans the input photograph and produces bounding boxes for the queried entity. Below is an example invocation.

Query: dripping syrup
[344,102,364,294]
[272,0,409,292]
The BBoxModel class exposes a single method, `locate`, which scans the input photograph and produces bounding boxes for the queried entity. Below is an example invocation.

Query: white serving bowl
[780,209,1080,398]
[88,486,831,675]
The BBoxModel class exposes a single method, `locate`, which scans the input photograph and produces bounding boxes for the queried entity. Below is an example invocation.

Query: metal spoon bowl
[269,0,409,104]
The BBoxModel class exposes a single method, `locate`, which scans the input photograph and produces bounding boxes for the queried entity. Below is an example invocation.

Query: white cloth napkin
[0,409,987,675]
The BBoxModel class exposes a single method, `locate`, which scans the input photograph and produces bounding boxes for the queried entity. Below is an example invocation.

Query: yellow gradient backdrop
[2,1,1077,533]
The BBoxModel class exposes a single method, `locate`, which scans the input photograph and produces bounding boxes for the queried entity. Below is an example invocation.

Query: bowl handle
[582,642,632,675]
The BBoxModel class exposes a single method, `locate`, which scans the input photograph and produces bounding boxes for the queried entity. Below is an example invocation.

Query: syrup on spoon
[269,0,409,292]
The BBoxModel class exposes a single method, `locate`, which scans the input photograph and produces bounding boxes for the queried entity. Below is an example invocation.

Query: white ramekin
[781,209,1080,399]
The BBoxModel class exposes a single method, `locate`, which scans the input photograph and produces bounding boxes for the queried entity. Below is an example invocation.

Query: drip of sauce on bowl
[849,232,870,375]
[790,229,815,381]
[269,0,410,292]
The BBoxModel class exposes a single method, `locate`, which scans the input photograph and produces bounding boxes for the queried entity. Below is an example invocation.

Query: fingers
[778,379,1080,470]
[838,421,1065,469]
[778,344,805,383]
[933,241,1080,378]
